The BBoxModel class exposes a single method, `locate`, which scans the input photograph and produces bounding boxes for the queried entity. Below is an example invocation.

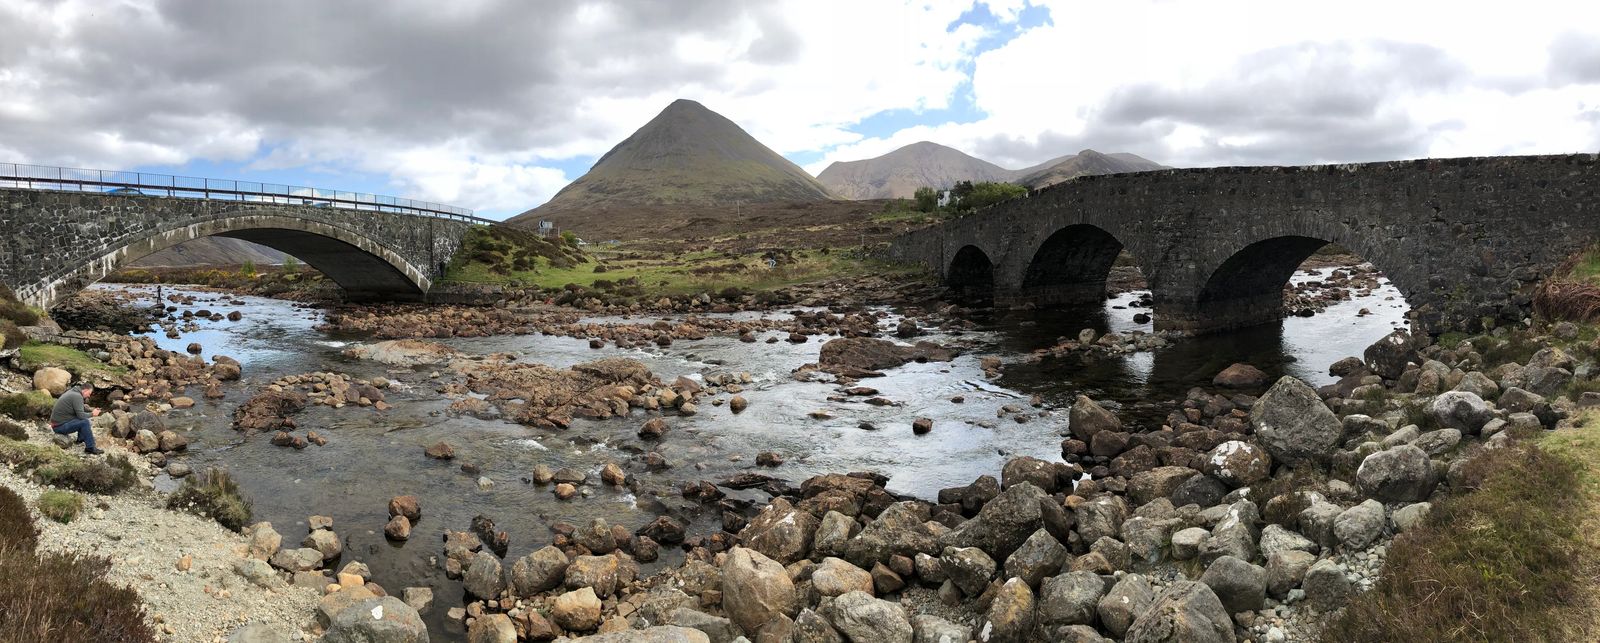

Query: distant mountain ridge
[817,142,1166,199]
[509,99,833,227]
[132,237,285,267]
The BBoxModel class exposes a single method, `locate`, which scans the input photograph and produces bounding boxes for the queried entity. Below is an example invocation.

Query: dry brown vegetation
[0,485,155,642]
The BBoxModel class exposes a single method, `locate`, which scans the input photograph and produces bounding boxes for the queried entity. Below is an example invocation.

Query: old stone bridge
[0,183,486,309]
[888,154,1600,335]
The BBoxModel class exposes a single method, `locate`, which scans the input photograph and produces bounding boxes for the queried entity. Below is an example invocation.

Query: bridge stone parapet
[889,154,1600,335]
[0,189,478,309]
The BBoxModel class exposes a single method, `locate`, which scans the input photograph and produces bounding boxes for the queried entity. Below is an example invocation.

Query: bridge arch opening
[27,214,433,310]
[1186,235,1409,334]
[1019,224,1153,325]
[946,245,996,306]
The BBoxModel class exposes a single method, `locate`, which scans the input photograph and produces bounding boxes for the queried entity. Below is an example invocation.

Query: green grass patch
[0,418,26,441]
[1327,432,1598,642]
[167,468,252,532]
[35,490,81,524]
[0,391,53,421]
[441,225,587,284]
[16,342,125,378]
[0,439,136,495]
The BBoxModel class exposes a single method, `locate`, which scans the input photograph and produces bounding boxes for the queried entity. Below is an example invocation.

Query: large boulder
[811,557,874,597]
[1212,363,1268,388]
[721,547,798,635]
[551,587,603,632]
[938,482,1049,561]
[1428,391,1493,435]
[323,596,429,643]
[827,591,913,643]
[1129,467,1199,506]
[1356,445,1438,502]
[739,498,819,564]
[33,367,71,396]
[1038,570,1105,628]
[1203,441,1272,488]
[1333,500,1387,550]
[1363,330,1418,380]
[1249,376,1342,467]
[979,578,1037,643]
[1004,529,1069,589]
[1097,574,1155,638]
[940,546,995,596]
[1070,396,1122,442]
[464,551,506,599]
[1124,581,1236,643]
[511,546,570,596]
[1198,555,1266,613]
[840,502,940,568]
[467,614,516,643]
[564,555,622,598]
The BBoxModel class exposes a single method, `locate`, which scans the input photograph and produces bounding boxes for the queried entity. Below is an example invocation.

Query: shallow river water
[94,270,1406,639]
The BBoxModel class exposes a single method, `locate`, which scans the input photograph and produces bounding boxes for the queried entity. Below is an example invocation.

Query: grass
[16,342,126,378]
[0,391,53,421]
[35,491,81,524]
[0,438,137,495]
[0,418,25,441]
[1327,426,1600,642]
[1533,243,1600,323]
[0,484,154,641]
[167,468,252,532]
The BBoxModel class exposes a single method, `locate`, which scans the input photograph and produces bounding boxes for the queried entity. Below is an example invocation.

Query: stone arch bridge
[888,154,1600,335]
[0,178,487,309]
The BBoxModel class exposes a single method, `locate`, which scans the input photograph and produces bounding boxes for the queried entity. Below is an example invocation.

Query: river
[91,267,1406,638]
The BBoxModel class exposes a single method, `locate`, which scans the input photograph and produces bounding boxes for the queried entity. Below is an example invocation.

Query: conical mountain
[510,99,832,225]
[817,143,1167,199]
[816,141,1014,200]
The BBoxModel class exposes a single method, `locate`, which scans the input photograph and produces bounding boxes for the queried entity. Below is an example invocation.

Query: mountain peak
[509,99,833,224]
[817,142,1167,199]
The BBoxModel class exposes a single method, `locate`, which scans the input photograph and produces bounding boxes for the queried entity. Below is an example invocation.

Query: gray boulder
[1070,395,1122,442]
[1038,570,1105,628]
[510,546,569,596]
[1428,391,1493,435]
[1364,330,1418,380]
[1124,581,1236,643]
[1265,550,1316,599]
[665,608,740,643]
[1004,529,1069,589]
[1198,555,1266,613]
[1302,559,1353,612]
[1096,573,1154,637]
[1249,376,1342,467]
[721,547,798,636]
[323,596,429,643]
[910,614,970,643]
[1356,445,1437,502]
[979,578,1037,643]
[938,482,1049,561]
[463,551,505,600]
[940,546,995,596]
[1333,499,1387,550]
[827,591,912,643]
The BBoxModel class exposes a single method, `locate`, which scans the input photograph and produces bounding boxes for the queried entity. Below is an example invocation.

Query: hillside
[815,141,1015,200]
[131,237,286,267]
[816,142,1166,198]
[508,99,834,232]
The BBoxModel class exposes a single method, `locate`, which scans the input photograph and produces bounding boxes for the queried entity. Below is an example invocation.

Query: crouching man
[51,382,103,455]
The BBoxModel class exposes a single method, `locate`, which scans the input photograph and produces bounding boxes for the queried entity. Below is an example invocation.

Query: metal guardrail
[0,162,494,224]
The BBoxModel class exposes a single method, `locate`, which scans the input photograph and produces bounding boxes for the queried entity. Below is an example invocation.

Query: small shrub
[0,284,39,327]
[0,487,37,553]
[1327,443,1590,642]
[35,490,80,524]
[35,456,137,495]
[0,392,51,421]
[0,319,23,350]
[0,439,74,471]
[167,468,252,532]
[0,418,26,441]
[0,548,156,641]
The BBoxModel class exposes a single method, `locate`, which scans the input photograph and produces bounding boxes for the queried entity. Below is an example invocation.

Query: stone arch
[1170,233,1420,334]
[946,245,996,305]
[24,213,431,309]
[1018,224,1139,307]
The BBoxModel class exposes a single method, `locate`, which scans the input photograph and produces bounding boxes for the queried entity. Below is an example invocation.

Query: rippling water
[91,272,1407,638]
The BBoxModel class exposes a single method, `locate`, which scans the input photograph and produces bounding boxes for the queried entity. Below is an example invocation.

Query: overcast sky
[2,0,1598,219]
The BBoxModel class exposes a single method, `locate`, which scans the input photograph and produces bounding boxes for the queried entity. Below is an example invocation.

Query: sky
[1,0,1598,220]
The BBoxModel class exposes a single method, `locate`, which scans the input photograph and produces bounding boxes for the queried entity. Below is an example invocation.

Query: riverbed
[93,268,1406,638]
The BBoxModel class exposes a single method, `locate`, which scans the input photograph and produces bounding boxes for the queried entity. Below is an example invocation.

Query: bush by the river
[167,468,252,532]
[35,490,81,524]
